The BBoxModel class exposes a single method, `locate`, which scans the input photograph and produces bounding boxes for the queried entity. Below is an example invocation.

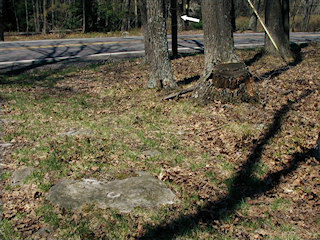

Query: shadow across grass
[255,43,310,82]
[137,89,313,240]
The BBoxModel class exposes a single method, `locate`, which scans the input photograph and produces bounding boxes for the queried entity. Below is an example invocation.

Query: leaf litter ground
[0,43,319,239]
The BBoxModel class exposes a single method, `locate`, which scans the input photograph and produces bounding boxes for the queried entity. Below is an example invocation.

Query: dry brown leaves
[1,43,320,239]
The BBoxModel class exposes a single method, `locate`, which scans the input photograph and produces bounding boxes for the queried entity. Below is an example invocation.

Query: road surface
[0,32,319,73]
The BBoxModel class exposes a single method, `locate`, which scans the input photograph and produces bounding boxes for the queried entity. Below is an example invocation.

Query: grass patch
[0,219,22,240]
[36,203,60,227]
[1,45,320,239]
[271,198,291,211]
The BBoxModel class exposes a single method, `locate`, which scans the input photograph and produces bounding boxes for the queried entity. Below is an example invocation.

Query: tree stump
[193,62,257,105]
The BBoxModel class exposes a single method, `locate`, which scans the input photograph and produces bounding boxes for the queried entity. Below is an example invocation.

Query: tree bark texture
[193,0,256,105]
[193,63,257,105]
[201,0,238,75]
[265,0,292,60]
[0,0,3,41]
[146,0,177,90]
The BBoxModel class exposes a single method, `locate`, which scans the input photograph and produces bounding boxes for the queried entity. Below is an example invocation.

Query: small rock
[59,128,93,137]
[142,150,161,158]
[0,143,13,148]
[11,167,35,186]
[32,226,55,240]
[91,166,100,172]
[0,119,16,125]
[122,31,129,37]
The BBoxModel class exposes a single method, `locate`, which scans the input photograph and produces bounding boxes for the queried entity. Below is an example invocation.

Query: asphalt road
[0,32,319,73]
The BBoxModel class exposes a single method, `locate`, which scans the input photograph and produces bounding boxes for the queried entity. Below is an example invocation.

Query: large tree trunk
[248,0,261,31]
[193,0,255,105]
[170,0,178,58]
[265,0,293,60]
[146,0,177,90]
[201,0,238,75]
[140,0,152,63]
[0,0,3,41]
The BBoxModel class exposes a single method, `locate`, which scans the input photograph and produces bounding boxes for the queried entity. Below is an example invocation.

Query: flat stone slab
[58,128,93,137]
[47,172,179,213]
[11,167,35,186]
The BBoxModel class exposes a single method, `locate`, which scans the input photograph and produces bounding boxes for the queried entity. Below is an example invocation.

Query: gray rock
[142,150,161,158]
[0,143,13,148]
[121,31,129,37]
[59,128,93,137]
[47,173,179,213]
[0,119,16,125]
[11,167,35,186]
[32,226,54,239]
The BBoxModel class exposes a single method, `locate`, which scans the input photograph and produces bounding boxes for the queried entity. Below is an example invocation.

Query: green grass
[272,198,291,211]
[36,203,60,227]
[1,46,320,239]
[0,219,22,240]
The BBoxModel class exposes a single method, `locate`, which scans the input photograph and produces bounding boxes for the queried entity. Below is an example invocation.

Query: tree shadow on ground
[137,89,313,240]
[170,39,204,60]
[177,75,200,86]
[250,43,309,82]
[0,42,116,76]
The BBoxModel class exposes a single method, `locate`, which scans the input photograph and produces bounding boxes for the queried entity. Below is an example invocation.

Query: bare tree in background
[82,0,88,33]
[24,0,29,32]
[303,0,314,32]
[121,0,130,31]
[140,0,152,63]
[248,0,261,31]
[43,0,48,33]
[146,0,177,89]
